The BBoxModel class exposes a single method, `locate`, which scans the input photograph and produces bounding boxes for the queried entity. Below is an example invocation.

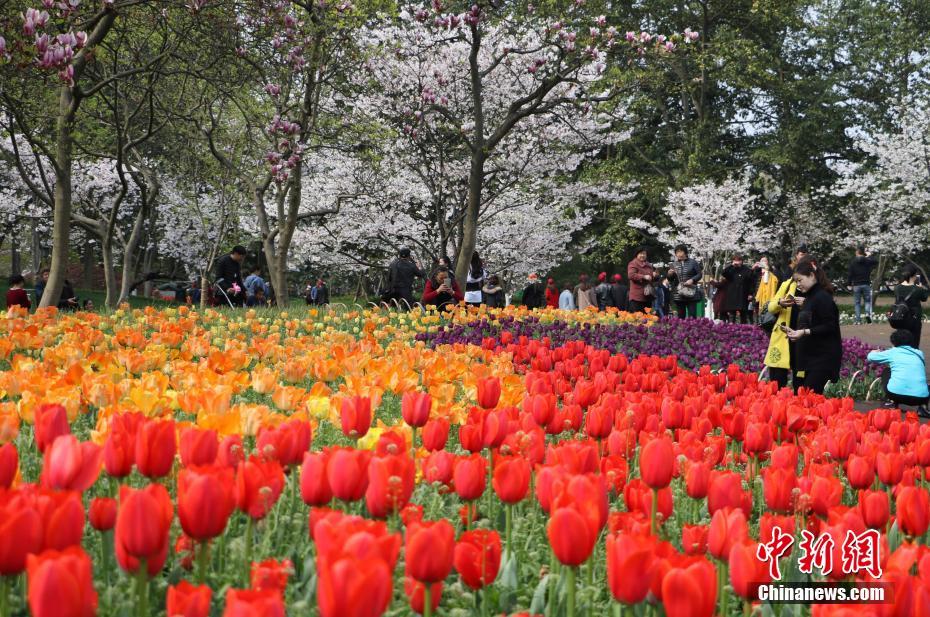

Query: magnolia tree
[0,1,210,307]
[630,175,773,276]
[201,0,372,307]
[362,3,699,284]
[831,99,930,260]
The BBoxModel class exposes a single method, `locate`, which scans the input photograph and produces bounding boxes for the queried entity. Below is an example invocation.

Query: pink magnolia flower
[231,283,242,294]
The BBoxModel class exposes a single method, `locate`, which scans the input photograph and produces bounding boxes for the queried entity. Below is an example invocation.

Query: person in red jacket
[6,274,31,310]
[422,268,464,309]
[545,278,559,308]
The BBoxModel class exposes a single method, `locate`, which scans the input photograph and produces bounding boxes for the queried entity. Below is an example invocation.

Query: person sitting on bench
[867,329,929,418]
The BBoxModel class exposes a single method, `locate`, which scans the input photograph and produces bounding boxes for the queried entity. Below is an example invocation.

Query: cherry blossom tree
[831,98,930,261]
[361,4,697,283]
[629,175,773,276]
[0,1,211,307]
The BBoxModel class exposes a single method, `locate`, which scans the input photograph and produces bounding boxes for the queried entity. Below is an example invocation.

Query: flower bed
[0,306,921,617]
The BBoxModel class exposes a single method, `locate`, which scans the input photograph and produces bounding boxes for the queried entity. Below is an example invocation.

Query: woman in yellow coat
[765,276,801,390]
[754,256,780,314]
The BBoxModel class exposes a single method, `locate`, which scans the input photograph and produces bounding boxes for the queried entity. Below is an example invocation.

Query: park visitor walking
[610,274,629,312]
[627,248,654,314]
[521,273,546,309]
[482,275,505,308]
[545,278,560,308]
[785,257,842,394]
[764,273,800,391]
[753,256,779,322]
[558,282,576,310]
[848,246,877,324]
[594,272,613,311]
[6,274,31,310]
[668,245,702,318]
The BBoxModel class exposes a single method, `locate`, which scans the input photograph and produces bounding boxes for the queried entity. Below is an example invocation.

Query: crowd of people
[6,242,928,414]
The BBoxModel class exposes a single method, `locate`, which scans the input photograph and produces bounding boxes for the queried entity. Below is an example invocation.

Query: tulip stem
[0,576,10,617]
[566,566,576,617]
[546,551,557,617]
[486,449,494,525]
[197,541,210,584]
[243,517,254,586]
[505,504,513,560]
[650,487,658,535]
[411,426,418,458]
[423,585,432,617]
[134,564,148,617]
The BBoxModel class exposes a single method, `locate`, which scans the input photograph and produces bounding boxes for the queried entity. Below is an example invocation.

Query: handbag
[759,306,778,333]
[678,285,697,299]
[888,288,917,328]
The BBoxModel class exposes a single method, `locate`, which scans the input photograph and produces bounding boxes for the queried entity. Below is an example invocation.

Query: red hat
[547,278,554,284]
[613,274,622,283]
[598,272,607,282]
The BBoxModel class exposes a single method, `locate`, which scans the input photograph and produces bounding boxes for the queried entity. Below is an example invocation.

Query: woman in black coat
[786,257,842,394]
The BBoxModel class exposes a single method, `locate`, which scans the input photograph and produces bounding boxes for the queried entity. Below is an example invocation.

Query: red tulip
[314,513,401,568]
[640,436,674,489]
[27,547,97,617]
[167,581,212,617]
[453,529,502,590]
[624,479,673,522]
[707,507,748,560]
[402,391,432,428]
[236,455,285,519]
[88,497,117,532]
[222,588,285,617]
[476,377,501,409]
[217,435,245,469]
[115,484,173,576]
[300,451,333,506]
[524,393,556,426]
[661,558,717,617]
[34,489,84,551]
[897,486,930,537]
[423,450,455,487]
[606,532,653,604]
[707,470,751,516]
[406,520,455,583]
[317,548,393,617]
[729,539,771,598]
[453,454,488,502]
[135,419,176,479]
[600,455,628,495]
[762,466,797,513]
[179,427,219,467]
[0,442,18,488]
[492,455,531,504]
[547,506,597,566]
[770,443,798,469]
[250,558,293,594]
[877,452,905,486]
[584,405,613,440]
[846,455,875,490]
[42,435,103,492]
[340,395,372,439]
[404,578,442,615]
[421,418,449,451]
[366,453,416,518]
[681,524,709,555]
[0,491,42,575]
[743,422,772,455]
[33,403,70,454]
[256,419,311,467]
[326,447,371,503]
[103,423,135,478]
[179,465,236,541]
[806,474,843,518]
[684,461,710,499]
[859,490,890,530]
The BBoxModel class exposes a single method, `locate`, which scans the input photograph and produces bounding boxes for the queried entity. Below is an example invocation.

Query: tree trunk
[82,241,95,288]
[100,238,118,308]
[117,204,149,305]
[10,233,20,276]
[454,153,485,284]
[31,219,42,275]
[200,273,209,310]
[873,255,888,296]
[141,245,155,297]
[41,87,76,308]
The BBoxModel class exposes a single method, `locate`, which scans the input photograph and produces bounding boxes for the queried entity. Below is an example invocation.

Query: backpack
[888,288,917,328]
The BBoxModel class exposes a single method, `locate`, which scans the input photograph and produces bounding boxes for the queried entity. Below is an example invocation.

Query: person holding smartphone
[764,266,800,390]
[784,257,842,394]
[421,268,463,310]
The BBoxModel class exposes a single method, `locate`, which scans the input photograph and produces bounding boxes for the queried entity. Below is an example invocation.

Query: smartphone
[784,294,794,301]
[779,324,789,333]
